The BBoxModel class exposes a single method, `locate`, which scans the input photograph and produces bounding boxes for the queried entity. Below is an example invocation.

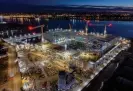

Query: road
[0,43,21,91]
[81,43,129,91]
[82,63,118,91]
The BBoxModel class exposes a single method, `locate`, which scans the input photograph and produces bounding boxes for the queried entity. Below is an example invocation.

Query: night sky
[0,0,133,6]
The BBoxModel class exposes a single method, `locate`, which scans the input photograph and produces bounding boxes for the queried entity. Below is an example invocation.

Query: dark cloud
[0,0,132,6]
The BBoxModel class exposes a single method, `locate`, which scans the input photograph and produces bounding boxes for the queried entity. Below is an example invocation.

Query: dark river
[4,18,133,38]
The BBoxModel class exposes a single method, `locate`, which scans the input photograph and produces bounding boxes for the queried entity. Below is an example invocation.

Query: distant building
[58,71,75,91]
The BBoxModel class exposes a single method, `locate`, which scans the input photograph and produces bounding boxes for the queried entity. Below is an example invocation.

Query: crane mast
[31,25,45,43]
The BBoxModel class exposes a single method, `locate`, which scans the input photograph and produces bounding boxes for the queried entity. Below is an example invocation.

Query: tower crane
[69,23,72,31]
[28,24,45,43]
[83,19,113,37]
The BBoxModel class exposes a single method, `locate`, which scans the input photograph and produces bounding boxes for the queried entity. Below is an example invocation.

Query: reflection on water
[2,17,133,38]
[3,17,32,25]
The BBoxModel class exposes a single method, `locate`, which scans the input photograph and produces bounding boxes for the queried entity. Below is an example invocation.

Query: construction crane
[69,23,72,31]
[88,23,113,27]
[83,18,113,27]
[83,19,113,37]
[28,24,45,43]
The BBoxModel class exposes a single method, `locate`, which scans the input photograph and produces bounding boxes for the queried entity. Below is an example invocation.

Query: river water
[4,18,133,38]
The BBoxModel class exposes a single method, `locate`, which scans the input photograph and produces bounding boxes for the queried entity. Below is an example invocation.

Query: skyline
[0,0,133,7]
